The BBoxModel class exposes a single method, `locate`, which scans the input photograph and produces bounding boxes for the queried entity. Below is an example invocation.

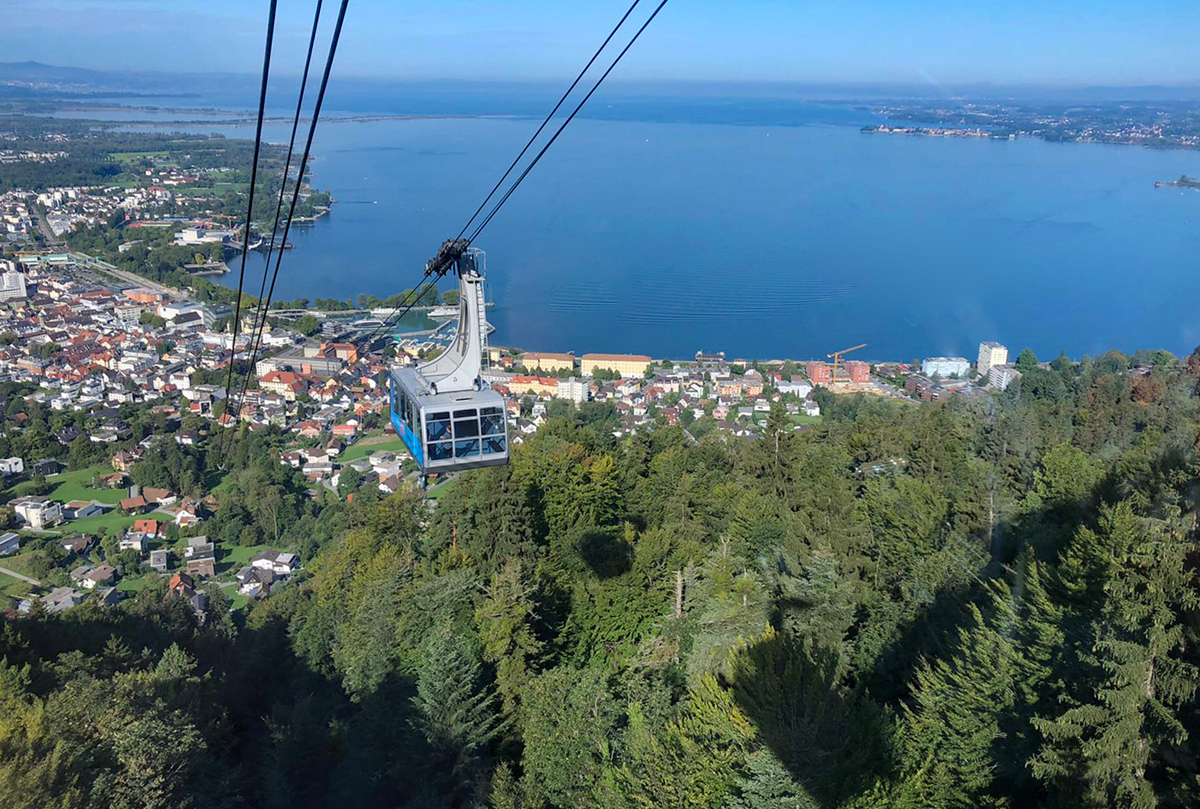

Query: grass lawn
[65,509,173,538]
[339,434,409,463]
[791,414,824,426]
[117,575,154,594]
[206,469,233,495]
[8,465,126,505]
[46,466,128,505]
[426,477,458,501]
[0,550,43,580]
[109,150,171,161]
[228,590,251,612]
[0,571,35,604]
[214,543,292,578]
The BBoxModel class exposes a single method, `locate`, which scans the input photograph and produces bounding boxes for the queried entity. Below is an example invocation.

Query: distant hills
[2,61,1199,118]
[0,61,113,85]
[3,60,1200,102]
[0,61,254,101]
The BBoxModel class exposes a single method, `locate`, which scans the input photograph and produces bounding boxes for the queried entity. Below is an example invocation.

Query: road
[33,206,62,245]
[269,304,462,317]
[66,252,178,296]
[0,566,41,587]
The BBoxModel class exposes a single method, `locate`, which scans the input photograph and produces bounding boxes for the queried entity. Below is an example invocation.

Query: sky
[2,0,1199,86]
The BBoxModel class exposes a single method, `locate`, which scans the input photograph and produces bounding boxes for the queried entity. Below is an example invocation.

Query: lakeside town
[7,13,1200,804]
[0,244,1081,619]
[0,112,1180,624]
[862,99,1200,150]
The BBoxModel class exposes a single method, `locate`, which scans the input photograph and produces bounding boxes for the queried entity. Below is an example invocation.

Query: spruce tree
[412,625,508,800]
[476,558,543,721]
[893,598,1017,808]
[1032,503,1199,808]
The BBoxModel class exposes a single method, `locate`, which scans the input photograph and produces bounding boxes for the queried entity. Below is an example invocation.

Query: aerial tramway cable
[342,0,649,355]
[222,0,278,447]
[227,0,325,441]
[244,0,326,360]
[350,0,671,355]
[227,0,350,442]
[452,0,645,243]
[465,0,671,245]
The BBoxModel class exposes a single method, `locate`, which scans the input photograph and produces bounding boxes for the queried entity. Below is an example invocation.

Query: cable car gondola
[389,247,508,480]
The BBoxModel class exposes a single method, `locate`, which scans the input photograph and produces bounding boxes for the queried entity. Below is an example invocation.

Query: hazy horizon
[6,61,1200,108]
[2,1,1198,87]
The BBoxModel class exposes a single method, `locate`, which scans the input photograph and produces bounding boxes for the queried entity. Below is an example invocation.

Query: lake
[210,100,1200,362]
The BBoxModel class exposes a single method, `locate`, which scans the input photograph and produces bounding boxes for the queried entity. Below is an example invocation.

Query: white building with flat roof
[557,377,589,403]
[988,364,1022,391]
[0,263,27,301]
[11,497,63,530]
[977,342,1008,376]
[921,357,971,379]
[778,379,814,397]
[0,532,20,557]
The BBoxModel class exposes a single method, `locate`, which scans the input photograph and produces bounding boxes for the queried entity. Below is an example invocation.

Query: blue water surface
[208,99,1200,361]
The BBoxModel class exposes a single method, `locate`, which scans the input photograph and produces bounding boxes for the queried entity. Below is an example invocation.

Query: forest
[1,348,1199,808]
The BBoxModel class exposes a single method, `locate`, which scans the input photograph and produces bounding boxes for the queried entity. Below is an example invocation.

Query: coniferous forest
[3,350,1200,808]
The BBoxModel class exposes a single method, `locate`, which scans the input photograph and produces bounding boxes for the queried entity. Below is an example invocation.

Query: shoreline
[862,123,1200,152]
[48,109,523,129]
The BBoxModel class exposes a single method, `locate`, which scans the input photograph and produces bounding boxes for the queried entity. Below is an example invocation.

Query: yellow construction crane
[827,343,868,383]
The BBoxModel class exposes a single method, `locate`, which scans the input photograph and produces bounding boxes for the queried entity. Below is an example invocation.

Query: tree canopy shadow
[726,630,893,807]
[575,527,632,579]
[731,570,1004,807]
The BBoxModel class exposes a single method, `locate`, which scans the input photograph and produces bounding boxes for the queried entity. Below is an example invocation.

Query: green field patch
[217,543,282,576]
[426,477,457,501]
[338,434,409,463]
[65,509,173,538]
[8,465,127,505]
[109,150,171,161]
[116,575,153,594]
[0,571,35,604]
[228,590,251,612]
[46,466,128,505]
[0,550,43,580]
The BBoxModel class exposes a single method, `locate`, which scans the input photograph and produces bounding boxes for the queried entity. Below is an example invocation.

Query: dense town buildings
[0,246,1041,624]
[0,249,1023,497]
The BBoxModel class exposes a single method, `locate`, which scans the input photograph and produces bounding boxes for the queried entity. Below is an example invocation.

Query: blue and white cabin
[389,248,508,476]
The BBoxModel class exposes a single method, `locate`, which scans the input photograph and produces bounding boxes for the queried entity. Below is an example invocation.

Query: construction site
[805,343,886,394]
